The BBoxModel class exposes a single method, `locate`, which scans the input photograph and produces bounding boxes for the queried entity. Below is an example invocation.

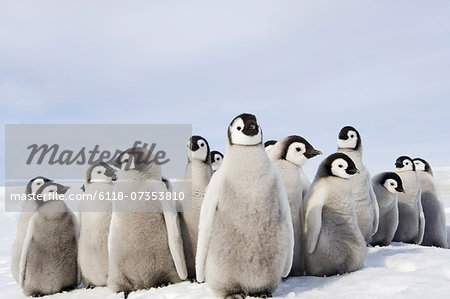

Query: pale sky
[1,0,449,183]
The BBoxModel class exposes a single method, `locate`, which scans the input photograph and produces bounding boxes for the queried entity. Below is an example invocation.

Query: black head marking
[264,140,277,148]
[280,135,322,160]
[395,156,415,171]
[413,157,433,176]
[35,182,70,198]
[113,147,153,172]
[188,135,210,163]
[228,113,262,145]
[317,152,358,178]
[379,172,404,192]
[210,150,224,164]
[338,126,362,150]
[25,176,52,196]
[85,162,117,184]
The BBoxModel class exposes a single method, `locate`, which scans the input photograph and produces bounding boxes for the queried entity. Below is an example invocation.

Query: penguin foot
[247,290,272,298]
[86,284,96,289]
[123,290,130,299]
[31,292,44,297]
[225,293,246,299]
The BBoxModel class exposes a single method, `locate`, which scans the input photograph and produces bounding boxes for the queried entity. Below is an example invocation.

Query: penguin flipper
[19,213,37,287]
[195,173,221,283]
[416,194,425,244]
[70,212,82,285]
[304,182,326,254]
[277,174,294,278]
[159,182,188,280]
[369,179,379,235]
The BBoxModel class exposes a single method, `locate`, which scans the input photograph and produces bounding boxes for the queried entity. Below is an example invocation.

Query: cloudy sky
[1,0,449,183]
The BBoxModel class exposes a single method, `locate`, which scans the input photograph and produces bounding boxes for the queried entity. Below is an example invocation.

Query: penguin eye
[216,157,220,161]
[97,171,102,174]
[237,126,242,131]
[390,182,394,186]
[338,165,343,168]
[36,182,41,185]
[296,147,301,152]
[200,143,204,147]
[350,134,354,138]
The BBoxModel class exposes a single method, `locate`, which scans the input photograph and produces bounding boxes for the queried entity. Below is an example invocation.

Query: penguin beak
[60,186,70,194]
[395,162,403,168]
[396,186,405,193]
[242,122,259,136]
[111,174,118,182]
[346,168,358,175]
[305,149,323,159]
[338,132,349,140]
[189,141,199,152]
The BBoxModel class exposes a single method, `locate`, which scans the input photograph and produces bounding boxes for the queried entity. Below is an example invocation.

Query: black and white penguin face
[264,140,277,152]
[228,113,262,146]
[282,136,322,166]
[187,135,210,163]
[36,182,70,202]
[395,156,415,172]
[320,153,358,179]
[28,176,52,195]
[87,163,117,184]
[383,178,404,194]
[286,142,307,166]
[337,126,361,150]
[331,158,358,178]
[210,150,223,171]
[413,158,433,175]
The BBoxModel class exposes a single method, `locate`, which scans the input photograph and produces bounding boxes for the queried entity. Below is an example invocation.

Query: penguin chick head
[113,147,161,179]
[35,182,70,203]
[319,153,358,179]
[264,140,277,152]
[86,162,117,184]
[281,135,322,166]
[26,176,52,196]
[210,150,224,171]
[381,172,405,193]
[337,126,361,150]
[187,135,210,163]
[413,158,433,176]
[228,113,262,146]
[395,156,415,172]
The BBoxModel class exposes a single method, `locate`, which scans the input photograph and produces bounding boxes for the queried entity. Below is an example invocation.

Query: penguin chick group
[11,112,448,299]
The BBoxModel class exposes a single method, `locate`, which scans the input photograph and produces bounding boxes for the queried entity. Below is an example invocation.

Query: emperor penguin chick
[304,153,367,277]
[369,172,404,247]
[11,176,52,283]
[107,147,187,297]
[78,162,117,287]
[19,182,79,297]
[210,150,224,172]
[196,113,294,298]
[413,158,447,248]
[178,135,213,279]
[268,135,322,276]
[393,156,425,244]
[337,126,379,243]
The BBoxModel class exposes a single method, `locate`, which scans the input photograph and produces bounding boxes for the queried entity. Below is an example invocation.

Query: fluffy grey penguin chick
[196,113,294,298]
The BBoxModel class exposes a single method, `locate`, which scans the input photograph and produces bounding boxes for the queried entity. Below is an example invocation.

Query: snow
[1,168,450,298]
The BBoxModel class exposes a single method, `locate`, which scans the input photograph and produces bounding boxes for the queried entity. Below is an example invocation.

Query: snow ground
[2,168,450,298]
